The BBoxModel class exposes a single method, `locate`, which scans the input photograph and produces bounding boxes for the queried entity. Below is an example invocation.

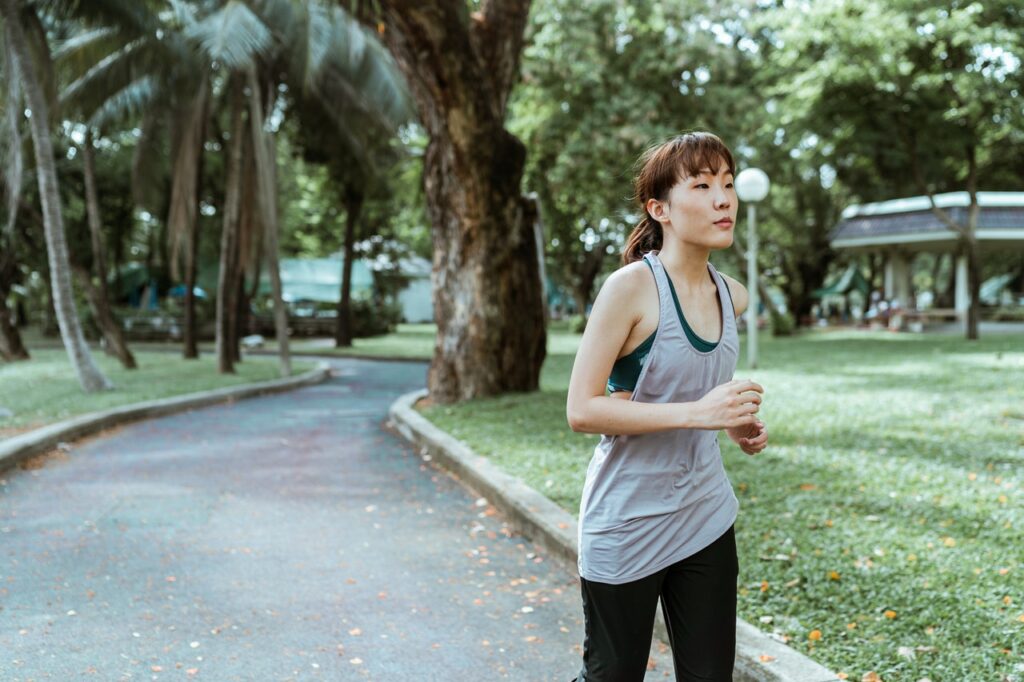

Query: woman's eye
[726,183,734,188]
[695,183,709,189]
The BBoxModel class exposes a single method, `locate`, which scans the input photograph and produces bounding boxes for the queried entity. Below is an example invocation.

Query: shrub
[769,310,796,336]
[568,314,587,334]
[351,298,402,337]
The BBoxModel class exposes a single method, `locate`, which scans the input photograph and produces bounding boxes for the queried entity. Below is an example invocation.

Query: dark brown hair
[622,132,736,264]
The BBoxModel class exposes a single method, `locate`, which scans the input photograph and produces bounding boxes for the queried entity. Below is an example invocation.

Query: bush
[568,314,587,334]
[769,310,796,336]
[989,306,1024,322]
[351,298,402,337]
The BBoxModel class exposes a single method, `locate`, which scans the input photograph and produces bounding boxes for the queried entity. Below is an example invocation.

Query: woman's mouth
[714,218,733,229]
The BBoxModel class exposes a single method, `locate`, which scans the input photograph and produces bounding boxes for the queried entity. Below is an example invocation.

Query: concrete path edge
[0,362,332,473]
[388,388,840,682]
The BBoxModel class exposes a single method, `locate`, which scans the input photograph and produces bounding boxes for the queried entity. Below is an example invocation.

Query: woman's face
[650,163,737,250]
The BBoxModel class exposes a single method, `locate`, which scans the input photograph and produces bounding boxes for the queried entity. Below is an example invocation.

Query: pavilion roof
[831,191,1024,250]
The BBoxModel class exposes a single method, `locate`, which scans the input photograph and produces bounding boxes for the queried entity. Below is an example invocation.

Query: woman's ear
[646,198,667,225]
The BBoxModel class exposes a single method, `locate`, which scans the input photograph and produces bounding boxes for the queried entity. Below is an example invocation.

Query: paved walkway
[0,358,673,680]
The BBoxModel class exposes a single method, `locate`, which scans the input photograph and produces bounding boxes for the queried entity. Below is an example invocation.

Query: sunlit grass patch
[0,350,315,435]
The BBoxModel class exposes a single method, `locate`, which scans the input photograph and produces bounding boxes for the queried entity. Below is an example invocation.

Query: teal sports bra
[606,260,729,394]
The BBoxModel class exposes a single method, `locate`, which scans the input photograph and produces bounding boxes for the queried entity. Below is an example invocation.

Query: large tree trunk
[216,79,245,374]
[373,2,545,403]
[1,0,110,390]
[335,186,363,348]
[246,69,290,376]
[82,131,136,369]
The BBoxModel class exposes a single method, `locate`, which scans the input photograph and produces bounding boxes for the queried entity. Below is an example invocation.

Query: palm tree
[0,0,111,391]
[185,0,410,374]
[56,1,213,361]
[59,0,410,376]
[74,128,136,368]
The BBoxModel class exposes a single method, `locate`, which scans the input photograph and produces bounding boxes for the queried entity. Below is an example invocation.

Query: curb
[0,362,332,473]
[388,388,840,682]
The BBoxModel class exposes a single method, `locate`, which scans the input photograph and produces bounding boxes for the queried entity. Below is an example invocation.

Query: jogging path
[0,358,673,680]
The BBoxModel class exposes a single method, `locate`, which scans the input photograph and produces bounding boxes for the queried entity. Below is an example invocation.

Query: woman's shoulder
[601,259,657,297]
[717,271,749,317]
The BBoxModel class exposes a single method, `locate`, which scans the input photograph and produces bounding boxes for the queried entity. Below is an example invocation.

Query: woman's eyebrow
[690,168,733,179]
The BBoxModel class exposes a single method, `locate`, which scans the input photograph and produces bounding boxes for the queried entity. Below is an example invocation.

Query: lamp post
[735,168,770,369]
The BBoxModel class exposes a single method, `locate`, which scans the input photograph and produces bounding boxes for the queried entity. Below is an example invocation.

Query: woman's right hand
[692,379,764,430]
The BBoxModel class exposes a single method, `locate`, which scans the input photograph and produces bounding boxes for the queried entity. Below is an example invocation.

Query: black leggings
[573,525,739,682]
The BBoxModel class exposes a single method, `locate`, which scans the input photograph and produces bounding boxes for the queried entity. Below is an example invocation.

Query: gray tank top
[577,250,740,584]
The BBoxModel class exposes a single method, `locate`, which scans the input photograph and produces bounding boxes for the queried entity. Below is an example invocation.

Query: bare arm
[566,266,762,436]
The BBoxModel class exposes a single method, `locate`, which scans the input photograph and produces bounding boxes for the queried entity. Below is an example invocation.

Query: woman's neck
[658,240,713,290]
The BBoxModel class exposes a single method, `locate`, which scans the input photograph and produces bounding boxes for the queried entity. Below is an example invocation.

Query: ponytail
[622,215,662,265]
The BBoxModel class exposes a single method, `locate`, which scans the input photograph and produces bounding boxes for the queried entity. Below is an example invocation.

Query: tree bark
[166,79,209,360]
[335,186,363,348]
[0,284,29,361]
[216,78,245,374]
[82,131,136,369]
[247,69,290,376]
[1,0,110,390]
[373,2,545,403]
[182,197,201,358]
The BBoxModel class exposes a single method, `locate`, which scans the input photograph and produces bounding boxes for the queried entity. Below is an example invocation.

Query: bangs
[671,134,735,181]
[637,132,736,200]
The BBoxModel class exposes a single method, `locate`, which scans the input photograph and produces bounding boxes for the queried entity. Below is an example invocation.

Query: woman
[566,132,768,681]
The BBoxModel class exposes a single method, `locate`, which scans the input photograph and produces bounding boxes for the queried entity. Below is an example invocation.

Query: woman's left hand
[726,419,768,455]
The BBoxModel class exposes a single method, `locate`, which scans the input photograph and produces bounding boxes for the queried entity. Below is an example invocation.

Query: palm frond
[53,26,125,84]
[165,0,198,30]
[166,75,208,282]
[302,0,332,94]
[61,35,177,125]
[186,1,272,71]
[86,73,160,130]
[38,0,161,38]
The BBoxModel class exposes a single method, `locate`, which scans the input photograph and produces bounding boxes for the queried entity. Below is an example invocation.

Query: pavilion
[829,191,1024,321]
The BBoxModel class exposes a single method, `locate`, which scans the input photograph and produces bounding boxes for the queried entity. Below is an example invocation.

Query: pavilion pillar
[884,252,912,306]
[954,253,970,321]
[883,252,895,299]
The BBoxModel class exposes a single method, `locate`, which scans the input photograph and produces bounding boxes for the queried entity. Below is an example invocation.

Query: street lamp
[735,168,770,369]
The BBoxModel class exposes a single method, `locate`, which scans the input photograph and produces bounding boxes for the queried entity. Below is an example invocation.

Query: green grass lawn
[419,328,1024,680]
[253,323,437,359]
[0,349,315,436]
